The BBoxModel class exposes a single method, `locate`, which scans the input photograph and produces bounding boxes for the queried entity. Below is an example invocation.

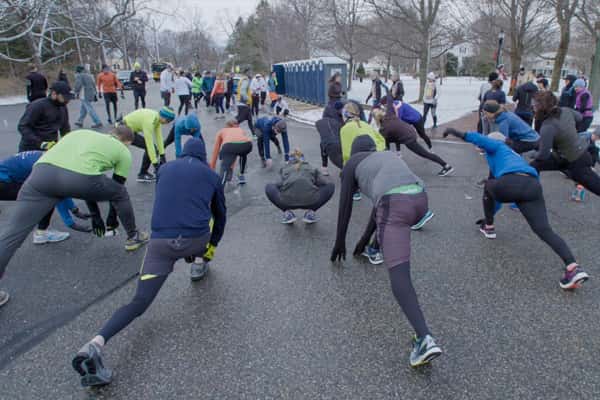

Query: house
[523,52,579,78]
[449,43,475,69]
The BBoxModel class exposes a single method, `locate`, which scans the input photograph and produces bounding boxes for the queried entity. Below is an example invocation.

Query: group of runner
[1,65,597,387]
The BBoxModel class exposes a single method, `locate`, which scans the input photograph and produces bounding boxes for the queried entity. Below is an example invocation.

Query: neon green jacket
[123,109,165,164]
[340,120,386,164]
[192,77,203,94]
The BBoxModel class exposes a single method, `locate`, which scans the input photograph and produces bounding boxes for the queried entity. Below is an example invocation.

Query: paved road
[0,83,599,399]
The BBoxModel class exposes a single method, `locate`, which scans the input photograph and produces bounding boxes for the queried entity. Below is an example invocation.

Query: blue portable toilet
[272,64,285,94]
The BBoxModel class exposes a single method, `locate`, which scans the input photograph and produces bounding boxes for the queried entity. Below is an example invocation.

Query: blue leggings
[56,198,76,227]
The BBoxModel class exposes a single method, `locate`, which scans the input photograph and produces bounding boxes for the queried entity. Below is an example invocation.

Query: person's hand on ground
[91,214,106,237]
[330,240,346,262]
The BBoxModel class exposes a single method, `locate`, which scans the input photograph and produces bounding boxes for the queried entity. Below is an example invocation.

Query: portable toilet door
[308,62,317,104]
[272,64,285,94]
[317,60,326,105]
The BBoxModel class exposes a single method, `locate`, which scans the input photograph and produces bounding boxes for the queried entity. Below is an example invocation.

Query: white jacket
[160,69,174,91]
[250,77,267,94]
[174,77,192,96]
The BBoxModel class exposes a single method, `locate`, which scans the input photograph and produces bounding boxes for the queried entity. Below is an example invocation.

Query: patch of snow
[0,96,27,106]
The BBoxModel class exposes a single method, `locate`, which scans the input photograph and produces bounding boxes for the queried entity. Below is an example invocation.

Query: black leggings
[98,236,208,342]
[257,133,281,160]
[131,133,154,175]
[388,140,447,167]
[483,173,575,265]
[423,103,437,125]
[531,151,600,197]
[219,142,253,184]
[389,262,430,338]
[178,95,190,115]
[508,139,538,154]
[214,94,225,114]
[252,94,260,116]
[103,93,118,120]
[260,92,267,105]
[225,93,232,110]
[193,92,203,108]
[265,183,335,211]
[236,106,254,134]
[412,118,432,149]
[133,89,146,109]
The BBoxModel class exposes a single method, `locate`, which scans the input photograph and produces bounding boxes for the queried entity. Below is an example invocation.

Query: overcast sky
[158,0,260,44]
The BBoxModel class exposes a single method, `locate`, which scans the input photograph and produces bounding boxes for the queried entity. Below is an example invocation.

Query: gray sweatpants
[0,163,136,278]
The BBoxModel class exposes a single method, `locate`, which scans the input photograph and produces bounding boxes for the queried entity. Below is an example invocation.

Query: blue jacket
[494,111,540,142]
[0,151,43,183]
[152,138,226,244]
[394,101,422,124]
[173,114,203,157]
[483,89,506,104]
[201,76,215,92]
[255,116,290,160]
[465,133,538,179]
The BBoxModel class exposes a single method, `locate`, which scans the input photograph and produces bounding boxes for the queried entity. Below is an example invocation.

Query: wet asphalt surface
[0,84,599,399]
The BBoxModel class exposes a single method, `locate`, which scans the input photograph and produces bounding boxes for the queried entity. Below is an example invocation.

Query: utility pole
[590,22,600,111]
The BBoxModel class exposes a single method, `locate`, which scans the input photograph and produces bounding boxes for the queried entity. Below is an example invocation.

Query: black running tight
[531,151,600,197]
[405,140,446,167]
[412,119,432,149]
[389,262,431,338]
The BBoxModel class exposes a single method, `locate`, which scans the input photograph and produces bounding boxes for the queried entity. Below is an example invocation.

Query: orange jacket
[210,127,251,169]
[210,79,227,98]
[96,72,122,93]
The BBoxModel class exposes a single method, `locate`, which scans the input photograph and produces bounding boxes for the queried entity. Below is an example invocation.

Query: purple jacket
[575,89,594,118]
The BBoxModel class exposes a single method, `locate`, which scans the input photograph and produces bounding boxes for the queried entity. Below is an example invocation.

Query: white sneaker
[320,167,330,176]
[33,229,70,244]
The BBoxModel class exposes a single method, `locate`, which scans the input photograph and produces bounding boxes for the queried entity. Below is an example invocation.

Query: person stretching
[0,150,91,234]
[265,149,335,224]
[331,135,443,367]
[255,116,288,168]
[123,107,175,182]
[381,97,432,149]
[373,91,453,177]
[210,120,252,185]
[444,128,589,290]
[481,100,539,153]
[163,113,203,158]
[71,138,226,387]
[0,127,149,309]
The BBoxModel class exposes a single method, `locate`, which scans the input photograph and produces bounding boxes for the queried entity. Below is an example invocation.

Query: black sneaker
[91,123,103,129]
[437,165,454,177]
[74,121,83,128]
[478,221,496,239]
[136,173,155,183]
[70,222,92,233]
[125,231,149,251]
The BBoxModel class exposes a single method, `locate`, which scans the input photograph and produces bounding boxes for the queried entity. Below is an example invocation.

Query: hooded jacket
[25,71,48,102]
[18,97,70,150]
[393,101,422,124]
[535,108,587,162]
[0,151,43,183]
[380,93,417,144]
[328,81,343,100]
[173,114,203,157]
[152,138,226,244]
[575,88,594,118]
[129,70,148,92]
[74,72,97,102]
[277,160,329,206]
[512,81,538,114]
[494,111,540,142]
[559,74,577,109]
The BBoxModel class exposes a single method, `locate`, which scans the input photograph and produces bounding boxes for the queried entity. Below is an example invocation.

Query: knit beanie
[274,120,287,132]
[159,106,176,121]
[573,79,586,89]
[483,101,501,113]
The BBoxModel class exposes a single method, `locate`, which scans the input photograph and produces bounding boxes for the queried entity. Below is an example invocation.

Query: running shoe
[559,266,589,290]
[136,173,155,183]
[478,222,496,239]
[238,174,247,185]
[361,246,384,265]
[411,210,435,230]
[91,123,103,129]
[353,191,362,201]
[281,210,297,224]
[302,210,319,224]
[190,260,209,281]
[125,231,149,251]
[475,178,487,188]
[261,159,267,168]
[0,290,9,307]
[33,229,70,244]
[74,121,83,128]
[320,167,330,176]
[72,341,113,387]
[107,118,113,125]
[437,165,454,177]
[69,222,92,233]
[265,159,273,168]
[410,335,442,367]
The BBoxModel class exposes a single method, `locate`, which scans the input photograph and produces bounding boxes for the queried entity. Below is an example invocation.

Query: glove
[106,207,119,231]
[203,243,216,262]
[443,128,466,140]
[98,93,102,99]
[91,214,106,237]
[40,141,56,150]
[71,207,92,220]
[159,155,167,165]
[330,240,346,262]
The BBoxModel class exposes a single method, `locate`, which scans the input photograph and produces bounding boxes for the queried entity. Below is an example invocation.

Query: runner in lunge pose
[72,138,226,387]
[444,128,589,290]
[210,120,252,185]
[331,135,443,367]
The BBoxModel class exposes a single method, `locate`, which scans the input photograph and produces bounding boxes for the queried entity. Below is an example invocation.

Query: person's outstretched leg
[423,104,430,124]
[405,141,447,167]
[414,119,432,149]
[388,262,431,338]
[568,153,600,196]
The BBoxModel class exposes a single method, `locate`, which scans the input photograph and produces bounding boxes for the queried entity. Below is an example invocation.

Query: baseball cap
[50,81,73,100]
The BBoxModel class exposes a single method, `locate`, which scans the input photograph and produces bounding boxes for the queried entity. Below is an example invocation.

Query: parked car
[117,70,133,90]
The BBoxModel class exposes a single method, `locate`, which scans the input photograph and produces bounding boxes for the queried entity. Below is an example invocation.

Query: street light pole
[496,30,505,69]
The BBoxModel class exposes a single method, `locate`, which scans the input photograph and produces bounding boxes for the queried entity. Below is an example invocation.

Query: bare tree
[549,0,578,91]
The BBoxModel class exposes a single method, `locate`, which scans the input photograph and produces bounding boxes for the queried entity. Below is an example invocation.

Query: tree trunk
[551,24,570,91]
[590,24,600,111]
[417,50,428,102]
[347,56,354,92]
